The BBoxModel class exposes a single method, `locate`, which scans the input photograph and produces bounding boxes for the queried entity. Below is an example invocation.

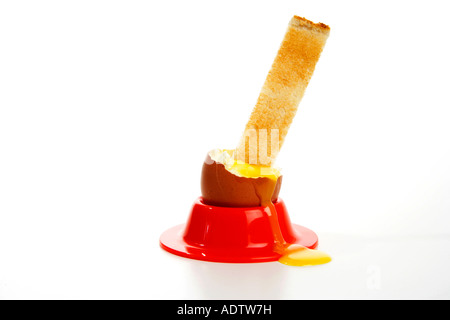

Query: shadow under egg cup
[159,197,319,263]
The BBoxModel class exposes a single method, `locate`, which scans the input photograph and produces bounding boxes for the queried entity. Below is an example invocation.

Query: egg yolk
[227,160,281,181]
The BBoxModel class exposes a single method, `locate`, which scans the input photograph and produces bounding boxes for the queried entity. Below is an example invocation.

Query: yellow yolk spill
[224,154,331,267]
[278,244,331,266]
[263,196,331,267]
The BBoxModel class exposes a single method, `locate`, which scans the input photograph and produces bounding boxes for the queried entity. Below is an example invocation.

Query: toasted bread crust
[290,15,330,34]
[236,16,329,165]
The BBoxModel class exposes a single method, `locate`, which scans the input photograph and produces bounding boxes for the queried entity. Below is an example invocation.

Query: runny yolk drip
[227,158,331,267]
[259,184,331,267]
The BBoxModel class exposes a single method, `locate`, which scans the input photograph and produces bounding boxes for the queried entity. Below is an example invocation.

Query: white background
[1,0,449,299]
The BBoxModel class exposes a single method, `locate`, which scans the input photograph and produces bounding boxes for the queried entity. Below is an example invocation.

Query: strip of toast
[235,16,330,166]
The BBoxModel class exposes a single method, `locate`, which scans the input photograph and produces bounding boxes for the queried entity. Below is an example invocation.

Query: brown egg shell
[201,153,282,207]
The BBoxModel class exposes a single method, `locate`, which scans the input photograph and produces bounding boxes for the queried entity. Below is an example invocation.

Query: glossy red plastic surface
[160,197,319,263]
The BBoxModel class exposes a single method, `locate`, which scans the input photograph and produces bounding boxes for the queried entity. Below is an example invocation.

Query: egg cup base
[160,197,319,264]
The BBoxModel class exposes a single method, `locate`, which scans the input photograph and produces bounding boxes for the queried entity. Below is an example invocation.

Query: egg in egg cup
[160,16,331,266]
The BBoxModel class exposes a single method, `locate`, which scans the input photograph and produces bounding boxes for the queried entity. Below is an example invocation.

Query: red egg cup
[160,197,319,263]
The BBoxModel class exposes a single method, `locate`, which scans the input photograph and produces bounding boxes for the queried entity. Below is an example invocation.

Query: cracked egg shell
[201,153,282,207]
